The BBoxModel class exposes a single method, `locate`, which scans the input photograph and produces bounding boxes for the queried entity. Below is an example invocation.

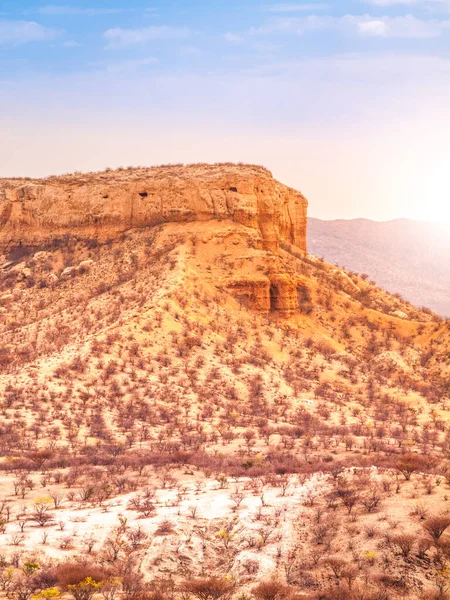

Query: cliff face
[0,164,308,255]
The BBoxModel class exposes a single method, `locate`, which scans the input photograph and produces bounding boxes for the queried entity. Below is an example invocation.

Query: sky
[1,0,450,222]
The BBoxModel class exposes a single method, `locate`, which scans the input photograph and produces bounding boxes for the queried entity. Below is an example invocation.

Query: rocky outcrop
[330,269,360,295]
[0,164,308,255]
[392,310,408,320]
[227,278,271,313]
[226,272,301,317]
[269,274,299,316]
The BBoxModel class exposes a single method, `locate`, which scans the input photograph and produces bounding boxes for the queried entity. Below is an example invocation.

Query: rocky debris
[11,261,26,272]
[77,259,94,273]
[19,269,31,281]
[0,164,308,256]
[0,293,13,306]
[47,273,58,285]
[392,310,409,320]
[59,259,94,281]
[60,266,77,280]
[0,261,14,270]
[33,251,52,263]
[330,269,360,295]
[11,262,31,280]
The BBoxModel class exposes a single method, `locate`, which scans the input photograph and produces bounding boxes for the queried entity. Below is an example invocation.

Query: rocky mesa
[0,163,307,255]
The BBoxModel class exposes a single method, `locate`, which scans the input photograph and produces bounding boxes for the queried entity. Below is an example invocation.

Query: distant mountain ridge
[308,217,450,316]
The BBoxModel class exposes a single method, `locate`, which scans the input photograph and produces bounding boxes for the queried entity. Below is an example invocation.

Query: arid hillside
[0,164,449,600]
[308,217,450,317]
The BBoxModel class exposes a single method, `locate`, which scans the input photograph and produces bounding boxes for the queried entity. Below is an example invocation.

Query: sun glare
[405,159,450,226]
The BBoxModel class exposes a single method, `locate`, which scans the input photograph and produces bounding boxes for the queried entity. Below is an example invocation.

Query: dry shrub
[182,577,234,600]
[54,563,108,588]
[154,519,175,536]
[252,580,291,600]
[423,516,450,541]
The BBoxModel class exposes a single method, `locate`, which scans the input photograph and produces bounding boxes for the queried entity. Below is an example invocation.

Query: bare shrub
[252,579,290,600]
[181,578,234,600]
[423,516,450,541]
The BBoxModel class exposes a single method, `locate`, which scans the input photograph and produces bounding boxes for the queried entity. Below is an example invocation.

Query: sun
[403,158,450,226]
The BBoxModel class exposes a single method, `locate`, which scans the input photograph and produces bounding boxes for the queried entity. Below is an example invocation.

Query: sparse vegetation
[0,165,448,600]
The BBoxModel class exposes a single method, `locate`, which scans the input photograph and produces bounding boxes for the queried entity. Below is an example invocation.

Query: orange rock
[0,164,308,255]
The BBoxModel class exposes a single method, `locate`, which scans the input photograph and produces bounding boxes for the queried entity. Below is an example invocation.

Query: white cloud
[224,32,242,43]
[358,19,389,35]
[251,13,450,38]
[37,5,125,15]
[265,3,330,11]
[104,25,190,48]
[357,14,450,36]
[63,40,81,47]
[0,20,60,45]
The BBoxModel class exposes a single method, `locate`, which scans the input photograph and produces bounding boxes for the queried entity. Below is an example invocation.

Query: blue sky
[2,0,450,77]
[1,0,450,221]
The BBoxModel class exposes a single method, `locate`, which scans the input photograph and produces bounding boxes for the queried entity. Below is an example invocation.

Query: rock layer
[226,275,300,317]
[0,164,308,255]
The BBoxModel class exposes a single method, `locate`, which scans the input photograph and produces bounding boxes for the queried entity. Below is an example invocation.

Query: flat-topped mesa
[0,163,308,254]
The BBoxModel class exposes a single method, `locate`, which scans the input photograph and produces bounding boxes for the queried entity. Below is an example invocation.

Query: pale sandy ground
[0,472,326,577]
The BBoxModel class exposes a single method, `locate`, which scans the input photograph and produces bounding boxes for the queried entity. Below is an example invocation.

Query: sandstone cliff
[0,163,307,255]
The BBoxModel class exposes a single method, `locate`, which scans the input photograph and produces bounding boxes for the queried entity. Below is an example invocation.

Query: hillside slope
[308,217,450,316]
[0,164,449,600]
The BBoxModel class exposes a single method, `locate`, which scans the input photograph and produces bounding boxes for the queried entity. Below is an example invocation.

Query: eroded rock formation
[1,163,309,317]
[0,164,307,255]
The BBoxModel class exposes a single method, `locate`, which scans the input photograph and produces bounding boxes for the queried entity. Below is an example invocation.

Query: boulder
[77,259,94,273]
[330,269,360,295]
[33,251,52,263]
[392,310,408,320]
[14,266,31,281]
[60,266,76,280]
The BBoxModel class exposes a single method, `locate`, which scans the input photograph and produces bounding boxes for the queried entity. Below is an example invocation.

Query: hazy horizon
[2,0,450,222]
[308,215,446,225]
